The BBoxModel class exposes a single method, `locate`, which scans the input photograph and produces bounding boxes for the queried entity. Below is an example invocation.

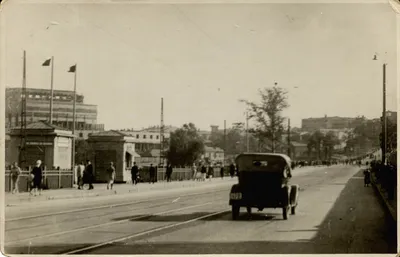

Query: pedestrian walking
[149,164,156,184]
[10,162,21,194]
[201,164,207,181]
[131,162,139,185]
[363,168,371,187]
[229,163,235,178]
[106,162,115,190]
[220,165,224,179]
[30,160,43,196]
[86,160,94,190]
[166,163,173,182]
[208,164,214,181]
[191,163,198,181]
[77,161,85,190]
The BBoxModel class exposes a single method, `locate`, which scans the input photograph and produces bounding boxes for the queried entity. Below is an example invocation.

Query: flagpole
[72,64,77,171]
[49,56,54,124]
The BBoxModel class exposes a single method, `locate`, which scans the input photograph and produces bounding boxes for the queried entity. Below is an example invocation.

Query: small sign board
[26,141,53,146]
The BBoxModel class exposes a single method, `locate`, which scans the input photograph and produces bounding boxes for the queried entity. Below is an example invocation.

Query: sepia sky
[1,1,398,130]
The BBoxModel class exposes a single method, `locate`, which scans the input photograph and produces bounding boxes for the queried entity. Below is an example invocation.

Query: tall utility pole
[287,118,291,158]
[19,50,27,169]
[382,63,387,164]
[49,56,54,124]
[246,112,249,152]
[68,64,77,170]
[160,98,164,166]
[42,56,55,124]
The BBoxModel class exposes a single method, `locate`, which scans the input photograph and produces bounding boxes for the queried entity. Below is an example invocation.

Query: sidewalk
[5,177,237,206]
[4,166,339,206]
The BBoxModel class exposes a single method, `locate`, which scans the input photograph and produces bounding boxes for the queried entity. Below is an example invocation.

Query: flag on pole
[42,58,51,66]
[68,65,76,73]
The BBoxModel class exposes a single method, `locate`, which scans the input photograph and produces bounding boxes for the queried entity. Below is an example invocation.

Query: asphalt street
[3,165,396,254]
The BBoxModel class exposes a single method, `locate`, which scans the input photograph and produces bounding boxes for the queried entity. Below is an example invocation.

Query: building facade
[301,115,362,131]
[202,146,225,165]
[6,87,104,139]
[121,125,178,153]
[7,121,74,170]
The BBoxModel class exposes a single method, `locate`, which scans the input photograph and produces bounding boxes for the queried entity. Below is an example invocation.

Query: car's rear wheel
[291,206,296,215]
[282,207,289,220]
[232,205,240,220]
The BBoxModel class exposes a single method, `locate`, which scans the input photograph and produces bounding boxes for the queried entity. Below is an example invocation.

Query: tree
[240,87,289,153]
[307,130,324,159]
[322,131,340,160]
[166,123,205,167]
[380,118,397,154]
[345,118,381,157]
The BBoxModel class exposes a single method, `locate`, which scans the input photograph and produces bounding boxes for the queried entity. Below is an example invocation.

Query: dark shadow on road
[111,211,281,222]
[4,243,94,255]
[305,169,397,253]
[5,169,396,254]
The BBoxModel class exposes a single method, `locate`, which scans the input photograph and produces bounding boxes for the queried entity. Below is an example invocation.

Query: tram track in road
[5,201,219,245]
[6,191,228,234]
[61,209,231,255]
[6,187,229,222]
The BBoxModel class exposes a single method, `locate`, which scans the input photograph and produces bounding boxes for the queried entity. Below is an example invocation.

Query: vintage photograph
[1,0,398,255]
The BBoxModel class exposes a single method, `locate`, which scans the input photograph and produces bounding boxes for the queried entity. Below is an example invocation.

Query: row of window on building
[136,134,161,140]
[21,94,74,100]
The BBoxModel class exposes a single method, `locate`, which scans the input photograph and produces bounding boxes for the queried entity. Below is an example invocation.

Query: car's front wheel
[232,205,240,220]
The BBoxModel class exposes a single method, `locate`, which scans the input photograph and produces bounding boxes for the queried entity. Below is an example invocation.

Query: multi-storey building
[385,111,397,124]
[5,87,104,139]
[202,146,225,165]
[121,126,178,153]
[301,115,364,131]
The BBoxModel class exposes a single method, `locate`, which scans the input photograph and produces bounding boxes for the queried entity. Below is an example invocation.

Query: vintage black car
[229,153,299,220]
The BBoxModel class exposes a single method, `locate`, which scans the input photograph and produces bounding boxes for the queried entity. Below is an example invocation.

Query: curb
[371,173,397,222]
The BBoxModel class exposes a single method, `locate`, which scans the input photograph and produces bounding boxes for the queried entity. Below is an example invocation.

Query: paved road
[3,165,396,254]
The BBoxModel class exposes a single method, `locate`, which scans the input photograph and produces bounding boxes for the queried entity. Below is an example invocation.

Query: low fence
[370,163,397,201]
[5,170,74,192]
[131,166,233,183]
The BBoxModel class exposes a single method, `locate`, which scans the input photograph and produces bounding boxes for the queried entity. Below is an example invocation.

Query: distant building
[385,111,397,124]
[301,115,362,131]
[201,146,225,165]
[6,87,104,139]
[121,125,178,153]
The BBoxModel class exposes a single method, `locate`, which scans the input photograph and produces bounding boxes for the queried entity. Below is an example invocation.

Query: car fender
[230,183,241,193]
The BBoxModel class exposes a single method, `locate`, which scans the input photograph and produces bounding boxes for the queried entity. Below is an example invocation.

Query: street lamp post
[246,112,249,152]
[287,118,291,158]
[373,54,387,164]
[382,63,387,165]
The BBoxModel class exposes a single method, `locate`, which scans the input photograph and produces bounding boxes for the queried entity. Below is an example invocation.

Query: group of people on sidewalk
[130,162,174,185]
[76,160,95,190]
[191,162,237,181]
[77,160,116,190]
[9,159,47,196]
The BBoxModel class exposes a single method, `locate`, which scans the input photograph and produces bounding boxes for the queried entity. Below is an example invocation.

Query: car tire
[283,207,289,220]
[232,205,240,220]
[290,184,299,207]
[291,206,296,215]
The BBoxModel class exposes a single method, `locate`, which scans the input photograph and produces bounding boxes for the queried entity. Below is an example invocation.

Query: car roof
[236,152,292,162]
